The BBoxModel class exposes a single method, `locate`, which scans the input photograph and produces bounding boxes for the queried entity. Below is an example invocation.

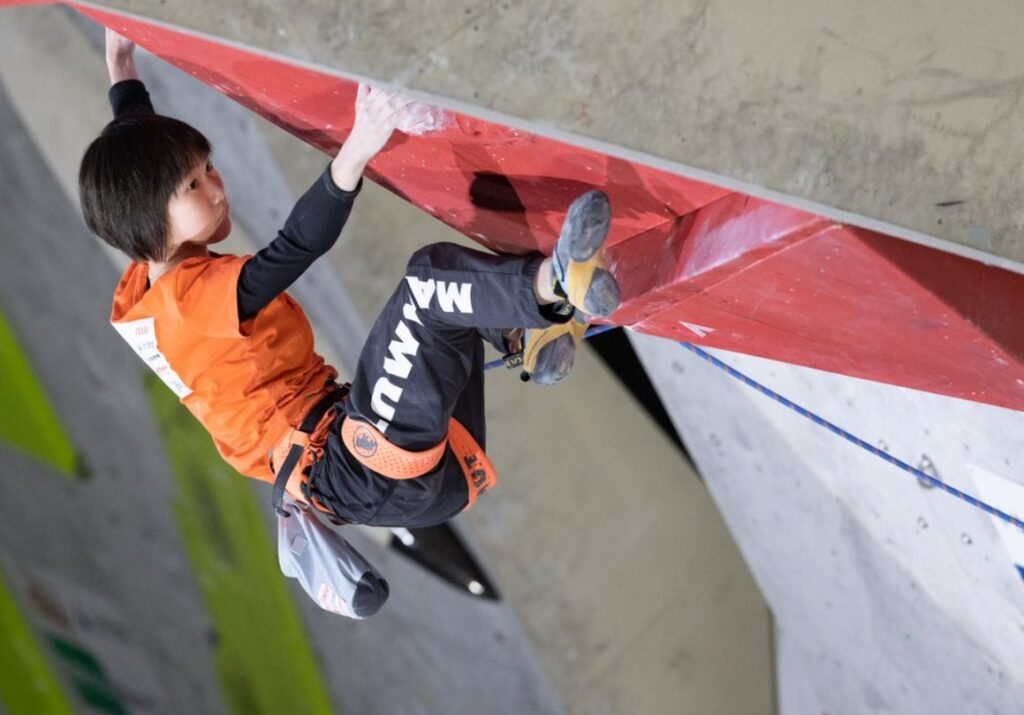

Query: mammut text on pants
[348,241,555,451]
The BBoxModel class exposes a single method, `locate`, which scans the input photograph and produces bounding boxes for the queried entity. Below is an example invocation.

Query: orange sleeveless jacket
[110,254,336,481]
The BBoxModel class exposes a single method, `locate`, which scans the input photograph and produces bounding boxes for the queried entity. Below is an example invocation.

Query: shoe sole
[555,191,620,318]
[582,269,620,317]
[527,332,577,386]
[560,190,612,261]
[521,318,588,385]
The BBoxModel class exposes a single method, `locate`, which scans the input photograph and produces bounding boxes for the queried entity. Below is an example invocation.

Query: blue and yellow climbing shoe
[516,190,619,385]
[551,189,619,318]
[519,313,589,385]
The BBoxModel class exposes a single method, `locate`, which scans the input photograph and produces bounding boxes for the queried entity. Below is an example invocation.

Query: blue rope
[485,324,1022,529]
[678,342,1024,531]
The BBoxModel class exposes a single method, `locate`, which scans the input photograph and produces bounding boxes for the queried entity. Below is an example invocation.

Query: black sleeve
[236,166,361,322]
[109,79,155,117]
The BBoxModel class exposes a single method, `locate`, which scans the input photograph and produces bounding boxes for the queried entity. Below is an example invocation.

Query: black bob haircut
[78,113,211,262]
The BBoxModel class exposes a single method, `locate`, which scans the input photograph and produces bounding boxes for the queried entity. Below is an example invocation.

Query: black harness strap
[272,383,347,516]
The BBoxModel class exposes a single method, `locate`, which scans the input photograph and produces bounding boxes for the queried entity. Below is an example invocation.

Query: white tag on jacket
[112,317,193,398]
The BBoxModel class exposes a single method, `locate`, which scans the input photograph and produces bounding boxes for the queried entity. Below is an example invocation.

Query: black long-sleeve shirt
[109,79,360,322]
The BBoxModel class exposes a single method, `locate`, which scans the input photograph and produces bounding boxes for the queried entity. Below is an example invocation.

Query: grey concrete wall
[0,10,565,714]
[0,78,228,714]
[7,1,1023,714]
[631,332,1024,714]
[93,0,1024,270]
[0,5,775,713]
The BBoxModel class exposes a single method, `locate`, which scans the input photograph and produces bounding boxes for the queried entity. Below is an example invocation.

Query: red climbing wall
[13,1,1024,411]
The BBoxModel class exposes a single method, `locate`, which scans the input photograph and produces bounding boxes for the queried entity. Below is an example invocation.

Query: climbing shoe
[551,189,620,318]
[504,190,619,385]
[516,313,588,385]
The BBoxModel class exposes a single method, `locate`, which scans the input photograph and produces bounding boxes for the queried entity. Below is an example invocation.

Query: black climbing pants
[309,242,565,527]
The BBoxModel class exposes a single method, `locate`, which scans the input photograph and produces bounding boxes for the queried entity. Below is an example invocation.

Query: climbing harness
[272,382,499,518]
[340,415,498,511]
[271,382,348,517]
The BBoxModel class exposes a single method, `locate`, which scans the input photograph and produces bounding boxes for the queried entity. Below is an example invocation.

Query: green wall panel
[0,564,74,715]
[145,375,335,715]
[0,307,78,477]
